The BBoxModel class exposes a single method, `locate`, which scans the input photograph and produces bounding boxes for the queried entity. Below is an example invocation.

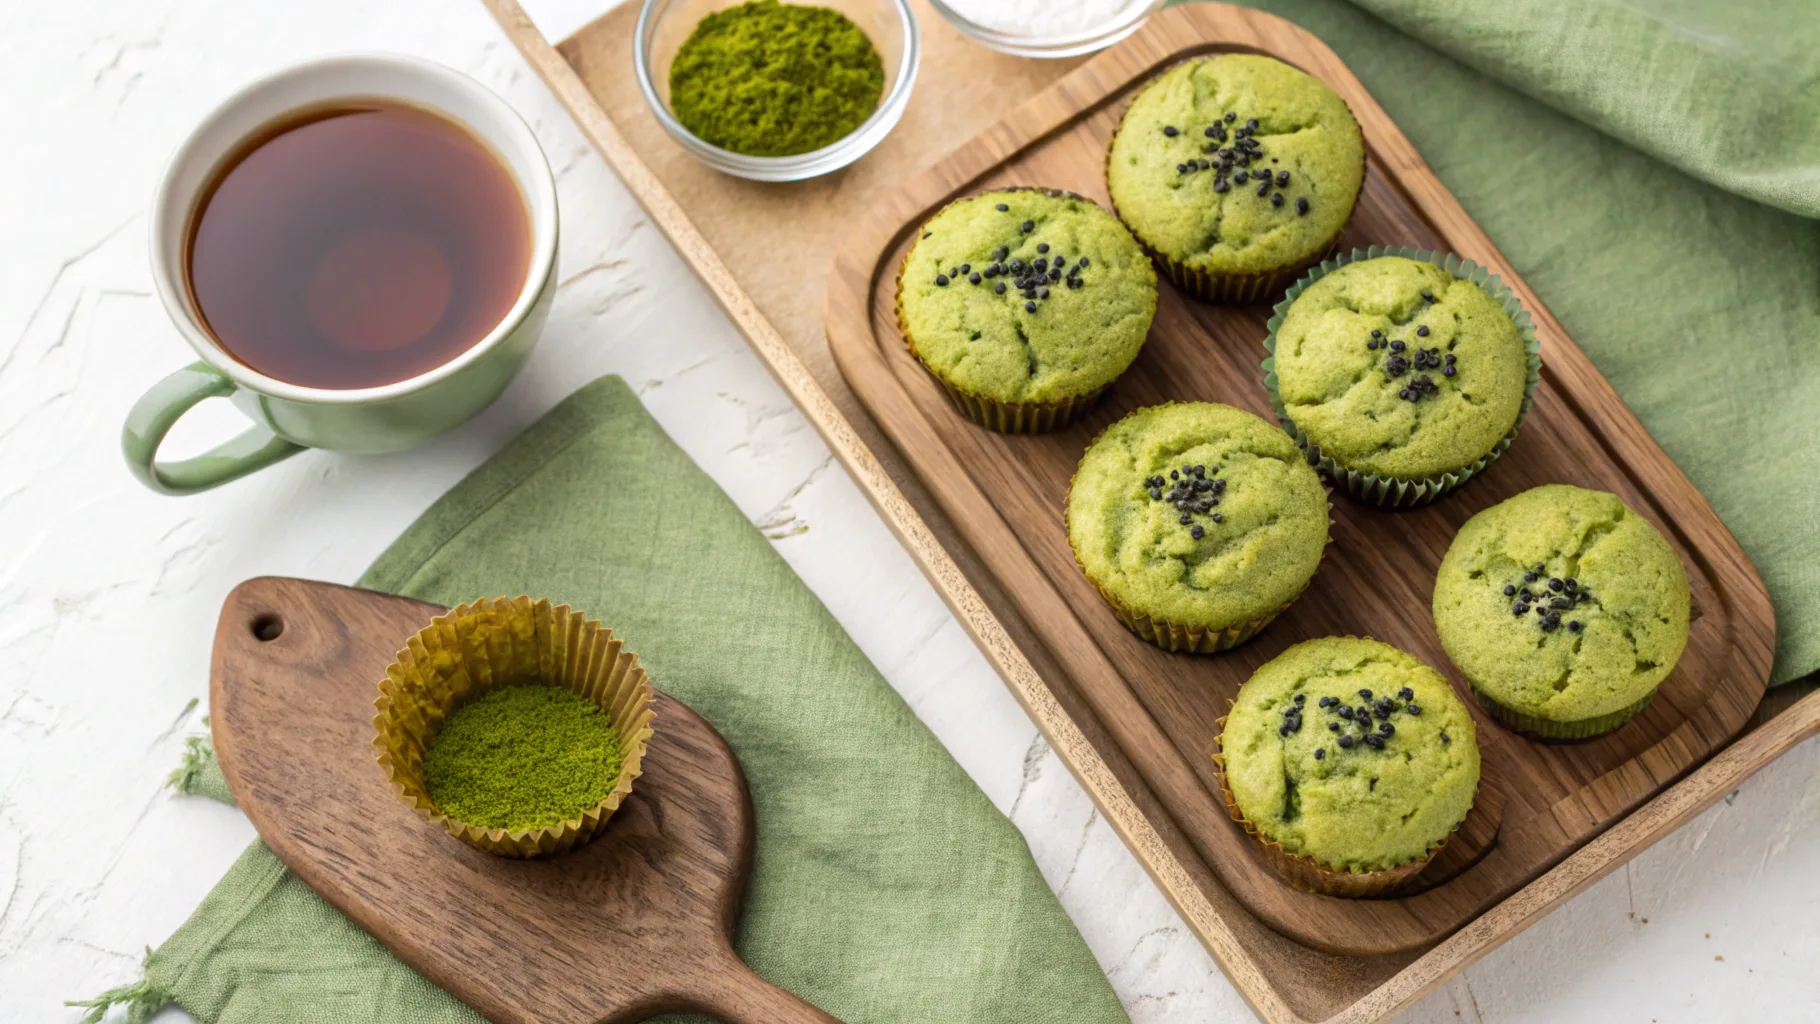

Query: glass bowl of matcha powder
[636,0,918,180]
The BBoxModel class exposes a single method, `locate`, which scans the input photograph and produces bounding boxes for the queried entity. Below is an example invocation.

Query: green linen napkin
[1193,0,1819,685]
[75,377,1128,1024]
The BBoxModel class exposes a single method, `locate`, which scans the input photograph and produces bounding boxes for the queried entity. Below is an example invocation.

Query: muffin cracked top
[1068,403,1328,629]
[1222,637,1480,873]
[1273,256,1528,481]
[1106,55,1364,276]
[898,190,1156,405]
[1434,484,1691,722]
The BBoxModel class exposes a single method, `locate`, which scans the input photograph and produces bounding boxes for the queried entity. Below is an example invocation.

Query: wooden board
[822,4,1777,961]
[482,2,1820,1020]
[209,577,836,1024]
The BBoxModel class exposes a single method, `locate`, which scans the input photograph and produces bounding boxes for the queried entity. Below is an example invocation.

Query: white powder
[942,0,1147,37]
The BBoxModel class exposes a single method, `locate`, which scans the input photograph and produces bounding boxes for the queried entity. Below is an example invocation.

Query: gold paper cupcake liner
[1470,685,1656,741]
[1104,68,1366,305]
[373,596,656,859]
[893,187,1135,435]
[1095,579,1301,654]
[1262,246,1545,509]
[1211,714,1453,898]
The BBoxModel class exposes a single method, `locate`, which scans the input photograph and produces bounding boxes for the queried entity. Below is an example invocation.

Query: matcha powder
[422,685,626,832]
[668,0,885,157]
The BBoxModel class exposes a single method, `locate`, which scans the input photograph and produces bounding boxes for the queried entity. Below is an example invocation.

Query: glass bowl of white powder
[928,0,1166,58]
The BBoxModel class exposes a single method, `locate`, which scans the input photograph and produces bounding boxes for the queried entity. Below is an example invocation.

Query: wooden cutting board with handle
[209,576,839,1024]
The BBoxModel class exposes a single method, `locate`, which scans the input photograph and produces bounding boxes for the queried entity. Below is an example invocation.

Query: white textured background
[1,1,1816,1020]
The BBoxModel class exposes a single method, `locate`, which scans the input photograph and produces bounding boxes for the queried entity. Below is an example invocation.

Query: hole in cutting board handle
[250,614,284,642]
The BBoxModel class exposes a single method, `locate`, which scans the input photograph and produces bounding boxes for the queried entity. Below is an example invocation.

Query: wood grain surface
[482,2,1820,1020]
[209,577,836,1024]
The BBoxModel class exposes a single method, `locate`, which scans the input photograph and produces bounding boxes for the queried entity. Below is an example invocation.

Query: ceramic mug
[123,55,558,495]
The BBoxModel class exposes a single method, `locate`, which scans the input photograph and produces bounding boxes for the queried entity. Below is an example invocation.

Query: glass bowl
[926,0,1165,58]
[634,0,919,181]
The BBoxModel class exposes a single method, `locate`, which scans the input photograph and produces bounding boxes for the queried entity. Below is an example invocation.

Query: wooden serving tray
[824,2,1773,961]
[487,2,1820,1020]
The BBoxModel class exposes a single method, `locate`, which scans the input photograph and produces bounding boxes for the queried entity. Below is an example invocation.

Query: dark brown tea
[187,101,530,390]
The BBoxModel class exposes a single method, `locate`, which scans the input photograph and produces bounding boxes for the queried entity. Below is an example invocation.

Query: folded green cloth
[1198,0,1819,684]
[75,377,1127,1024]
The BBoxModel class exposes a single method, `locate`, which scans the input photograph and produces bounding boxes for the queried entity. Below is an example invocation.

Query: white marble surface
[1,1,1815,1021]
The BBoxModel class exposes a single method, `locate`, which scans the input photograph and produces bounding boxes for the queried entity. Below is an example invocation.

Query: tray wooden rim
[483,2,1816,1020]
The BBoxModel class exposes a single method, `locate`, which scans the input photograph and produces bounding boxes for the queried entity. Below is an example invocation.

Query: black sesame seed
[1234,169,1249,183]
[1328,721,1340,732]
[1398,687,1414,701]
[1443,365,1456,377]
[1417,325,1430,337]
[1365,734,1386,749]
[1148,488,1162,500]
[1549,578,1564,592]
[1169,470,1178,480]
[1257,181,1271,197]
[1039,288,1049,299]
[1339,706,1354,720]
[995,203,1009,212]
[1565,578,1579,591]
[922,231,932,239]
[1513,603,1529,615]
[1504,584,1517,596]
[1036,243,1049,254]
[1440,731,1451,744]
[1379,722,1395,736]
[1020,220,1034,233]
[1319,696,1336,707]
[1524,571,1538,582]
[995,246,1010,260]
[1224,112,1236,122]
[1315,748,1326,760]
[1276,170,1290,187]
[967,273,980,285]
[1358,689,1372,699]
[1405,704,1422,716]
[1178,514,1191,526]
[1271,192,1285,207]
[934,275,948,286]
[1163,125,1179,137]
[1390,339,1406,352]
[1025,301,1037,312]
[1338,734,1355,748]
[1190,525,1205,539]
[994,282,1006,294]
[1295,197,1310,215]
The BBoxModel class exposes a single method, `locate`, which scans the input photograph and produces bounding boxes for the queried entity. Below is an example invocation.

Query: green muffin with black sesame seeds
[1215,637,1480,896]
[1066,402,1329,653]
[896,188,1157,433]
[1106,54,1365,302]
[1433,484,1691,740]
[1266,252,1538,507]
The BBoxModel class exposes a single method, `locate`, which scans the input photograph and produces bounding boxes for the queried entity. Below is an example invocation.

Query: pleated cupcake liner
[1470,685,1656,741]
[1212,713,1455,898]
[1262,245,1544,508]
[372,596,655,859]
[1103,61,1366,305]
[894,186,1145,435]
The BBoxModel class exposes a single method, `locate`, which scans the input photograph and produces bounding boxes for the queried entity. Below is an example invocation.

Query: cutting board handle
[677,952,842,1024]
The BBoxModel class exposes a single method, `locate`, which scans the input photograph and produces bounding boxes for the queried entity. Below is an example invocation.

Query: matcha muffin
[1215,637,1481,896]
[1067,402,1328,653]
[897,188,1157,432]
[1433,484,1691,740]
[1106,54,1365,302]
[1266,250,1539,507]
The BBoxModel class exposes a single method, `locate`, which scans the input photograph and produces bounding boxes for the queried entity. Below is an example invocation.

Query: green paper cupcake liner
[1212,716,1456,897]
[1261,246,1544,508]
[894,186,1143,435]
[1470,685,1656,741]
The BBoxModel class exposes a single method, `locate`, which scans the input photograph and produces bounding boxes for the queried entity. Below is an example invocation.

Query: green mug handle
[123,362,305,495]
